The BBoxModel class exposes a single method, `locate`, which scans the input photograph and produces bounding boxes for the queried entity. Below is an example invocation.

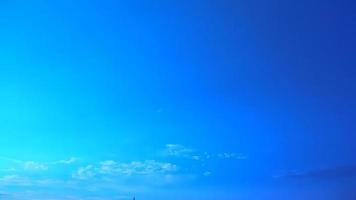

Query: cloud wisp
[275,165,356,181]
[23,161,48,171]
[72,160,177,180]
[54,157,78,165]
[163,144,247,161]
[0,156,79,172]
[165,144,194,158]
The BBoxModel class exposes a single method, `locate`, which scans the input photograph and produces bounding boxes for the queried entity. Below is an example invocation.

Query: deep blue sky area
[0,0,355,199]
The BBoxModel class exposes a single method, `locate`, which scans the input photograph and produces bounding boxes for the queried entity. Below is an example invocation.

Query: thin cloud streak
[163,144,247,161]
[275,165,356,180]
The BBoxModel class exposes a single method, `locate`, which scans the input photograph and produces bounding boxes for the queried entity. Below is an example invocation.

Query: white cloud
[0,157,78,173]
[217,153,247,160]
[56,157,78,165]
[72,165,95,180]
[23,161,48,171]
[72,160,177,180]
[164,144,247,161]
[165,144,193,157]
[99,159,177,176]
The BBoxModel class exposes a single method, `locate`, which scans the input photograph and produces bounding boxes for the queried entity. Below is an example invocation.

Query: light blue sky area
[0,0,356,199]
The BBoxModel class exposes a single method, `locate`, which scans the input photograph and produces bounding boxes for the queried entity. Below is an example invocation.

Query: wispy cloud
[163,144,247,161]
[23,161,48,171]
[217,153,247,160]
[0,156,78,172]
[72,165,96,180]
[72,160,177,180]
[54,157,78,165]
[275,165,356,180]
[203,171,212,176]
[165,144,193,156]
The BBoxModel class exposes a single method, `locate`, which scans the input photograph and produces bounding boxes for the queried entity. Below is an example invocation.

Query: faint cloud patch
[55,157,78,165]
[72,165,96,180]
[163,144,247,161]
[275,165,356,180]
[203,171,212,176]
[0,156,78,172]
[165,144,193,157]
[217,153,247,160]
[72,160,177,180]
[23,161,48,171]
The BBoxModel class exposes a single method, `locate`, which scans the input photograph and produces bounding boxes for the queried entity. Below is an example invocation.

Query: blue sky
[0,0,355,199]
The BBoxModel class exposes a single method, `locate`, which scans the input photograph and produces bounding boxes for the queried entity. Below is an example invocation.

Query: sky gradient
[0,0,356,199]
